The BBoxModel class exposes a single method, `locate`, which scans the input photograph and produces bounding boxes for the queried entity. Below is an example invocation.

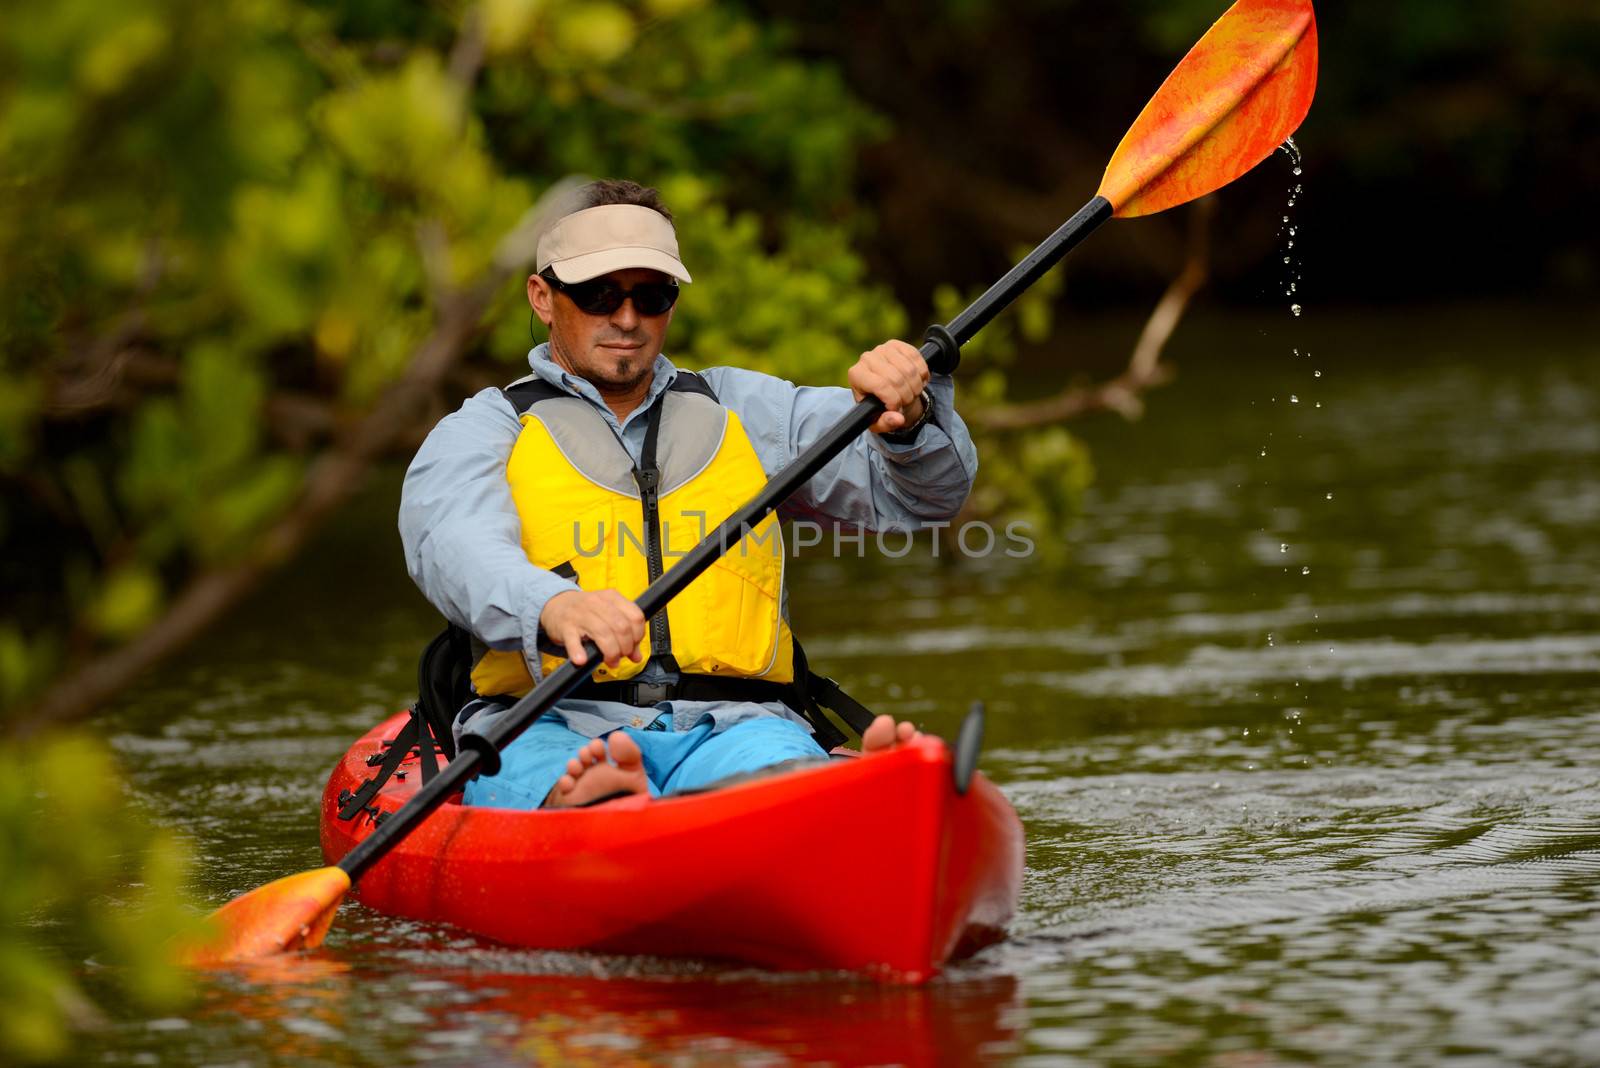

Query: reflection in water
[77,309,1600,1065]
[458,967,1021,1066]
[181,949,1023,1067]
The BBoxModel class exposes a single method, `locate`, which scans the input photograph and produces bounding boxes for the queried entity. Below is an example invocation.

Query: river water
[88,306,1599,1065]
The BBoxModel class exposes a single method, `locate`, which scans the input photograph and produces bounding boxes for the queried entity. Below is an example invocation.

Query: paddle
[181,0,1317,965]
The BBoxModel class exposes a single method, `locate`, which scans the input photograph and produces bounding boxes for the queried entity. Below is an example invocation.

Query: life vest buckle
[627,680,672,706]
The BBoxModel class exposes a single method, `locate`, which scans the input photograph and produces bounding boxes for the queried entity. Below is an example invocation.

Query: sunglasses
[542,272,680,317]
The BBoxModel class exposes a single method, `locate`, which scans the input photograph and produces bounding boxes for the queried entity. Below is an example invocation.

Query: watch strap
[881,386,935,445]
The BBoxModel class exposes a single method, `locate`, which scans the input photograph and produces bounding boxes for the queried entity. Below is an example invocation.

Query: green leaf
[193,455,304,562]
[0,733,197,1064]
[75,16,169,96]
[483,0,546,55]
[549,3,636,66]
[87,563,164,641]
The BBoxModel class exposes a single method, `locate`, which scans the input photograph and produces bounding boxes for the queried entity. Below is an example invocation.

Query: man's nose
[610,298,640,329]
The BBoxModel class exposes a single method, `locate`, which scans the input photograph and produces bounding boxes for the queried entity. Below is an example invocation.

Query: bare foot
[543,731,650,808]
[861,714,919,753]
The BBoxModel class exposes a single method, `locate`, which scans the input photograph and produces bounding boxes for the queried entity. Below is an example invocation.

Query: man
[400,179,977,809]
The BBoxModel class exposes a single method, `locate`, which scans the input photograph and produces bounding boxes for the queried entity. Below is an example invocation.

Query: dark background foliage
[752,0,1600,314]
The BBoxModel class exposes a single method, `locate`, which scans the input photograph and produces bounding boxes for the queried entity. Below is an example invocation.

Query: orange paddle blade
[1098,0,1317,218]
[179,866,351,965]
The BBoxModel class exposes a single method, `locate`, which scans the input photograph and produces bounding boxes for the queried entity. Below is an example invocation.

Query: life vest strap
[500,368,718,415]
[342,621,883,813]
[567,669,870,752]
[570,674,797,709]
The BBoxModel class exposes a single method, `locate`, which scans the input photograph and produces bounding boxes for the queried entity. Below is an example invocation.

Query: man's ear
[527,274,555,326]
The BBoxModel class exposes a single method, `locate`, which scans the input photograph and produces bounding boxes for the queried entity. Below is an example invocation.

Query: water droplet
[1314,402,1322,408]
[1291,304,1302,316]
[1287,240,1294,248]
[1313,369,1322,378]
[1289,227,1297,236]
[1290,394,1299,403]
[1283,215,1290,223]
[1259,448,1267,457]
[1283,256,1291,264]
[1289,283,1297,293]
[1325,492,1333,500]
[1300,566,1311,575]
[1279,543,1288,553]
[1295,184,1302,194]
[1287,198,1296,206]
[1292,165,1302,176]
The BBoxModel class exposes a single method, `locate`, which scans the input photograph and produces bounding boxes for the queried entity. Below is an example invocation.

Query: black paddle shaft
[337,194,1115,884]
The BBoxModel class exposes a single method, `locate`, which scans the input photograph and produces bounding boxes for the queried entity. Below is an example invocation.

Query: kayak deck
[321,712,1024,982]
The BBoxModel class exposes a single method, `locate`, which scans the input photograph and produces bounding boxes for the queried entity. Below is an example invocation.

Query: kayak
[319,711,1025,982]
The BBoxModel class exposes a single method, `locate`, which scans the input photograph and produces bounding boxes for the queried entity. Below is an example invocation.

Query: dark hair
[578,178,673,223]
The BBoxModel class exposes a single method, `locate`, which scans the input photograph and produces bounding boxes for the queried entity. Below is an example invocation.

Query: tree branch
[968,197,1212,431]
[20,277,503,737]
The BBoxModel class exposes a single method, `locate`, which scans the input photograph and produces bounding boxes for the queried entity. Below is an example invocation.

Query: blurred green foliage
[0,733,196,1063]
[0,0,1089,1046]
[0,0,944,720]
[0,0,994,1054]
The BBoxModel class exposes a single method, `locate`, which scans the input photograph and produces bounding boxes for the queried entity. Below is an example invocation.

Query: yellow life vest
[470,372,795,698]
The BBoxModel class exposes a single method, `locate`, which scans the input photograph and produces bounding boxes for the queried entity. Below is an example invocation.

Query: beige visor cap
[535,204,692,284]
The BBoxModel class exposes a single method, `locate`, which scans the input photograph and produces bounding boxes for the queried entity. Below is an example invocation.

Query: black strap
[416,705,439,786]
[805,673,876,737]
[415,625,466,761]
[668,369,718,401]
[632,395,679,675]
[639,388,665,462]
[336,622,469,819]
[337,712,420,821]
[571,674,797,707]
[791,638,865,748]
[502,368,716,414]
[567,666,872,752]
[501,376,567,413]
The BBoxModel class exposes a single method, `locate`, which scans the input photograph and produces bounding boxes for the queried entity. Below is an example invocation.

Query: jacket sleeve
[398,387,579,679]
[698,366,977,530]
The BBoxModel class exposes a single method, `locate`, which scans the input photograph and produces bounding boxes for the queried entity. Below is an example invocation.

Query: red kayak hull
[320,712,1024,982]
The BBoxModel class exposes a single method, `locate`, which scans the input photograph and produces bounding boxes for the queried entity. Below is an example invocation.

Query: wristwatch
[882,386,935,445]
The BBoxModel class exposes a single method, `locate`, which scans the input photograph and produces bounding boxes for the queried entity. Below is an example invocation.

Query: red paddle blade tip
[178,866,351,966]
[1098,0,1318,218]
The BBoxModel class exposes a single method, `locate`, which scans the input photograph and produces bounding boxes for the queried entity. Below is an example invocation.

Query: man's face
[528,267,675,393]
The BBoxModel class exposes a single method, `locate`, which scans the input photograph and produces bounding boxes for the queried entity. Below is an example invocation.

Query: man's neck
[594,376,653,424]
[546,343,656,424]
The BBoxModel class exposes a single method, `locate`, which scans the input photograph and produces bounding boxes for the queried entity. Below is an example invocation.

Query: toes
[862,716,920,753]
[862,714,895,752]
[607,731,644,770]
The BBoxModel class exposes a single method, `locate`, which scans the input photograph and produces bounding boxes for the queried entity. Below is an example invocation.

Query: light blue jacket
[399,343,977,737]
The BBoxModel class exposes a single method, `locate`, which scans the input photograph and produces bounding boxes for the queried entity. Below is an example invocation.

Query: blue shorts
[460,708,828,810]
